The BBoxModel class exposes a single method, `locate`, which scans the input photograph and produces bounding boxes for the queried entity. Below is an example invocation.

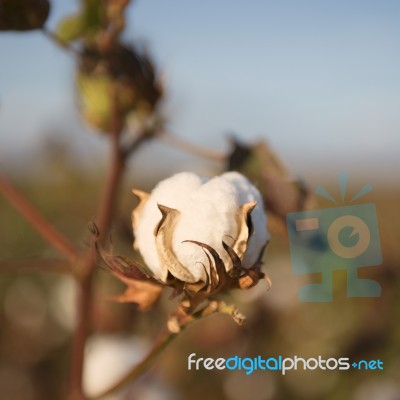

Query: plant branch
[90,329,177,400]
[88,300,241,399]
[67,86,149,400]
[159,130,226,162]
[0,258,72,274]
[67,92,124,399]
[42,27,81,56]
[0,170,79,263]
[122,130,152,158]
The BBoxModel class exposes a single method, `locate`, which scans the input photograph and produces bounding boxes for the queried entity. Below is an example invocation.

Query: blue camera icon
[286,203,382,302]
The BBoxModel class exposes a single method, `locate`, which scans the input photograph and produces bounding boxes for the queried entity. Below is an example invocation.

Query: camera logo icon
[286,174,382,302]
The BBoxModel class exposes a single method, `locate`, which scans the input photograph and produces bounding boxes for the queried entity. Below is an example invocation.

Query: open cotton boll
[134,172,204,281]
[172,175,242,281]
[133,172,269,283]
[83,335,149,399]
[222,172,270,268]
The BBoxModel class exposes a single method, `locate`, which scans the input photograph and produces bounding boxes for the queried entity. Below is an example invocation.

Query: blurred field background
[1,1,400,400]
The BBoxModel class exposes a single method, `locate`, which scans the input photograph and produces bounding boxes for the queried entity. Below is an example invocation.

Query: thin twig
[122,131,152,158]
[159,130,227,162]
[0,171,79,263]
[90,329,177,400]
[89,301,239,399]
[42,27,81,56]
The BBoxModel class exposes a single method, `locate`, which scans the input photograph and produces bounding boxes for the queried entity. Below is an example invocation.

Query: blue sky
[1,0,399,179]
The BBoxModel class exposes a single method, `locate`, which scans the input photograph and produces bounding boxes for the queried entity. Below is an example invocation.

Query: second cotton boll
[133,172,269,283]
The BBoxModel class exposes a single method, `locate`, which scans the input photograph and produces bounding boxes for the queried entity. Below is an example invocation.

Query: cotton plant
[95,171,271,331]
[0,2,310,399]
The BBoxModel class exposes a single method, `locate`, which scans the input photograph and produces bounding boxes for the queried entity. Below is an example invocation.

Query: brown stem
[67,107,124,399]
[0,171,79,262]
[88,301,234,399]
[0,258,71,274]
[90,329,177,400]
[67,86,149,399]
[96,140,124,240]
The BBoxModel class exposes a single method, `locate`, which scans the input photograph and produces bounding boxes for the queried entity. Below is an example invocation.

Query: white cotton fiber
[133,172,269,283]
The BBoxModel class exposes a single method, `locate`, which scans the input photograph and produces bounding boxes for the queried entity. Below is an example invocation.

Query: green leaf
[82,0,103,32]
[55,0,104,43]
[55,13,85,43]
[76,72,114,132]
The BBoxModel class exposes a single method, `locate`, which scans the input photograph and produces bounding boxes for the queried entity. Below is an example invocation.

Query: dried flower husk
[76,43,162,133]
[227,138,314,222]
[0,0,50,31]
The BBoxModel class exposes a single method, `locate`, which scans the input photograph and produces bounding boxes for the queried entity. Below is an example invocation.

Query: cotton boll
[134,172,269,283]
[221,172,270,268]
[83,335,179,400]
[172,175,243,281]
[83,335,149,399]
[135,172,204,281]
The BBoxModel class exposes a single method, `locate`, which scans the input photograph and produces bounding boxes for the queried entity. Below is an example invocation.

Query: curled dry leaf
[90,222,163,311]
[101,256,163,311]
[232,201,257,260]
[108,279,163,312]
[180,239,268,312]
[154,204,196,283]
